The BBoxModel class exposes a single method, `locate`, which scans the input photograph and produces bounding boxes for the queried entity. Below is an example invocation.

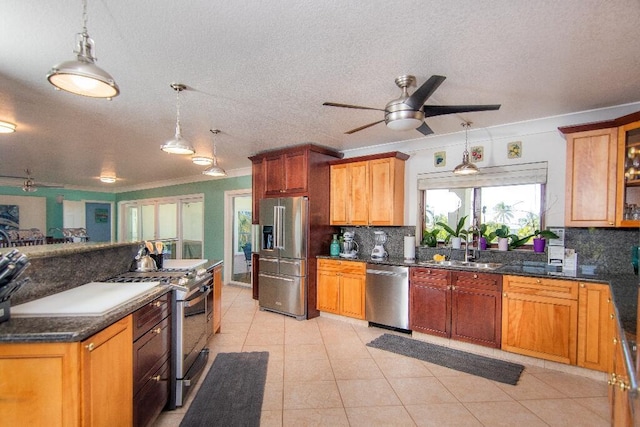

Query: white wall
[0,195,46,232]
[340,102,640,231]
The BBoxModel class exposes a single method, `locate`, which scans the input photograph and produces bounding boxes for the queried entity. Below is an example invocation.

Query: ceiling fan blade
[323,102,385,111]
[344,120,385,134]
[423,104,501,117]
[0,174,28,180]
[404,75,446,110]
[415,122,434,136]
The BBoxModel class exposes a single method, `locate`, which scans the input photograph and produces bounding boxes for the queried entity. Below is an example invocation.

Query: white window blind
[417,162,548,190]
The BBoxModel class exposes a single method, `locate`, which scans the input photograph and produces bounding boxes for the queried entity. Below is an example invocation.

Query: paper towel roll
[404,236,416,261]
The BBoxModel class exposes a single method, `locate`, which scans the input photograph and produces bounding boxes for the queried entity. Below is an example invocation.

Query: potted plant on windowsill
[421,228,441,248]
[531,229,559,253]
[487,225,512,251]
[437,215,468,249]
[477,223,489,250]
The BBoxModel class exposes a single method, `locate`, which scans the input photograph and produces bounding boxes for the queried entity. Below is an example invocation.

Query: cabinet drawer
[133,293,171,341]
[134,358,170,427]
[318,259,366,274]
[452,271,502,292]
[503,275,578,300]
[133,316,171,393]
[411,267,450,283]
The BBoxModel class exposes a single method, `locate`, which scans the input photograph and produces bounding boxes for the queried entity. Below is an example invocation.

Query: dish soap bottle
[330,234,340,257]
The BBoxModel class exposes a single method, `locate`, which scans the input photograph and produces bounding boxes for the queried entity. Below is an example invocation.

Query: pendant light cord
[462,121,472,154]
[175,87,182,135]
[82,0,88,33]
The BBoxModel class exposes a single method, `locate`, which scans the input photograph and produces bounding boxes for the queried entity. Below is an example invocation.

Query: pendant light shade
[161,83,195,155]
[46,0,119,99]
[453,122,479,175]
[0,121,16,134]
[202,129,227,177]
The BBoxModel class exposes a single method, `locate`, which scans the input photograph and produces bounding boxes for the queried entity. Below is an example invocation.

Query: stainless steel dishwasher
[365,263,410,331]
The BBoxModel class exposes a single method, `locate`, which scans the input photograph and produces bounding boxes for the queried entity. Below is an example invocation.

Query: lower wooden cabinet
[0,316,133,427]
[577,282,613,372]
[133,293,171,427]
[609,324,634,426]
[317,259,366,319]
[410,268,502,348]
[213,264,222,334]
[502,275,578,364]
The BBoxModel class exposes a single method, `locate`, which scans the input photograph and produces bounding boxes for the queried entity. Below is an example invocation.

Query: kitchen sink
[418,260,503,270]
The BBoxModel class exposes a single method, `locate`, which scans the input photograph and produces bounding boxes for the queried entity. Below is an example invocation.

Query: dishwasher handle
[366,268,408,278]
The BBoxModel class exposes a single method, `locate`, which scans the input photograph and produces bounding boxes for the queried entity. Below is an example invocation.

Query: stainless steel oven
[106,266,214,409]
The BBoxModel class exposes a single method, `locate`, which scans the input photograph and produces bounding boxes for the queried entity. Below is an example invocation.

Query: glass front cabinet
[619,120,640,227]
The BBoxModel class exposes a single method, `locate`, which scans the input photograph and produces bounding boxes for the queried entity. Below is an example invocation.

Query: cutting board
[162,259,208,270]
[11,282,161,317]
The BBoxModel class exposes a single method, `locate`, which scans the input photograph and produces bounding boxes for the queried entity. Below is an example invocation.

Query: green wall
[116,176,252,262]
[0,175,252,263]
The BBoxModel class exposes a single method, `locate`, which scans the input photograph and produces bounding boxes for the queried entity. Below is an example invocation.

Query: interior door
[85,202,111,242]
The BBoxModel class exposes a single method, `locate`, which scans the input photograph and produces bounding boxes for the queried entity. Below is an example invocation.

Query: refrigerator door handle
[275,205,285,249]
[259,273,294,282]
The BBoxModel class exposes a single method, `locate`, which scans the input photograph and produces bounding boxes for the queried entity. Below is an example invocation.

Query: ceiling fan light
[0,121,16,133]
[100,175,116,183]
[386,117,423,131]
[192,156,214,166]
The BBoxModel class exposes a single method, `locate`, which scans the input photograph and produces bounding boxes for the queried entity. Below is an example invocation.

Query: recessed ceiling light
[100,176,116,183]
[0,121,16,134]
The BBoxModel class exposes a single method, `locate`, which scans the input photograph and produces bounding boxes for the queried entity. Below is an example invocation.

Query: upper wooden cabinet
[249,144,343,224]
[330,152,409,226]
[560,110,640,227]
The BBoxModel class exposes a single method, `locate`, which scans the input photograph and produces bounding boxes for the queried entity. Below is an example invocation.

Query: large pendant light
[453,121,479,175]
[161,83,195,155]
[46,0,119,99]
[202,129,227,177]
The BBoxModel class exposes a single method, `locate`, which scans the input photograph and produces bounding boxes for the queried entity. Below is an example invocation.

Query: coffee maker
[371,231,388,260]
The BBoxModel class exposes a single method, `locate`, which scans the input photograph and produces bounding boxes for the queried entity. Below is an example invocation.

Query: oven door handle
[184,288,211,308]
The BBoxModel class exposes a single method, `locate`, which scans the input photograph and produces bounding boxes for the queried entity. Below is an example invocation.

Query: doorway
[224,190,252,287]
[85,202,112,242]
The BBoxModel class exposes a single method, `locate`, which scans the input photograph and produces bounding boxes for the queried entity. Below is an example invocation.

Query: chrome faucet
[465,224,480,262]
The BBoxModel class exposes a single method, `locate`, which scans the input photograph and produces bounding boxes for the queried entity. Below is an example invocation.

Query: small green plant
[487,224,510,242]
[421,229,441,247]
[436,215,468,244]
[534,229,560,240]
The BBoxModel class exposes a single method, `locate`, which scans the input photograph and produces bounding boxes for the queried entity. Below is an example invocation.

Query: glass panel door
[181,200,203,259]
[141,204,156,241]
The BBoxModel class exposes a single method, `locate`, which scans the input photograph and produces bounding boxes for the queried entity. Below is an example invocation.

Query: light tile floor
[154,285,611,426]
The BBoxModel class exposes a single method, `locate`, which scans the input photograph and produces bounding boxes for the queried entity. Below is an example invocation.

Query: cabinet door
[340,272,365,319]
[617,120,640,227]
[349,161,369,225]
[565,128,617,227]
[264,154,285,195]
[251,159,265,223]
[213,264,223,334]
[609,325,633,426]
[317,269,340,314]
[451,272,502,348]
[577,282,612,372]
[283,150,307,193]
[410,270,451,337]
[502,291,578,364]
[369,158,404,226]
[330,164,349,225]
[82,316,133,426]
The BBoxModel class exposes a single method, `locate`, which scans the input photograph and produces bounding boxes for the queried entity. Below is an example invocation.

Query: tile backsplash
[338,226,639,275]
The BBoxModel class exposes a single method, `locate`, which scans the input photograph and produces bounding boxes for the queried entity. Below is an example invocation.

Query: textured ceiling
[1,0,639,191]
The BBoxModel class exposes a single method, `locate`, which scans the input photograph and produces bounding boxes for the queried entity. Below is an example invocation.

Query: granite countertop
[0,285,171,343]
[12,241,140,259]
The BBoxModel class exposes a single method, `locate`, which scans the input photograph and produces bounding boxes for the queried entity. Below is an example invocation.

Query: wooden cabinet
[410,267,502,348]
[608,324,634,426]
[577,282,613,372]
[316,259,366,319]
[213,263,223,334]
[330,152,408,226]
[251,159,264,224]
[330,161,369,225]
[502,275,578,364]
[264,149,307,196]
[133,294,171,427]
[0,316,133,427]
[451,271,502,348]
[410,267,451,337]
[560,110,640,227]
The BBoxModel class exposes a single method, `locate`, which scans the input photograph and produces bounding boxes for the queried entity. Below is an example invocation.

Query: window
[119,194,204,259]
[418,162,548,246]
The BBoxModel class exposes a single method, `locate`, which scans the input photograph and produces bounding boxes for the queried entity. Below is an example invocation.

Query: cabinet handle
[608,373,617,386]
[153,327,162,334]
[609,221,614,225]
[151,375,162,382]
[610,314,615,320]
[580,283,585,288]
[535,279,541,284]
[451,285,456,290]
[152,301,162,307]
[613,337,618,344]
[85,343,95,352]
[619,381,630,391]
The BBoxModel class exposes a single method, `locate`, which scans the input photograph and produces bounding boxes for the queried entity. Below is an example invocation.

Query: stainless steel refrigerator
[258,196,308,319]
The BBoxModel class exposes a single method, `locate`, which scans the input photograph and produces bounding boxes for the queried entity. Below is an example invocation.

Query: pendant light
[202,129,227,177]
[0,121,16,134]
[453,121,479,175]
[46,0,119,99]
[160,83,195,155]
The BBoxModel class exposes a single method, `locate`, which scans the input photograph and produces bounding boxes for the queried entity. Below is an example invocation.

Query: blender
[371,231,388,260]
[339,231,359,258]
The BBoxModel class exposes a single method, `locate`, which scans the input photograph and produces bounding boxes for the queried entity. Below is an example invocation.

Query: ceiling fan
[323,74,501,135]
[0,170,64,192]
